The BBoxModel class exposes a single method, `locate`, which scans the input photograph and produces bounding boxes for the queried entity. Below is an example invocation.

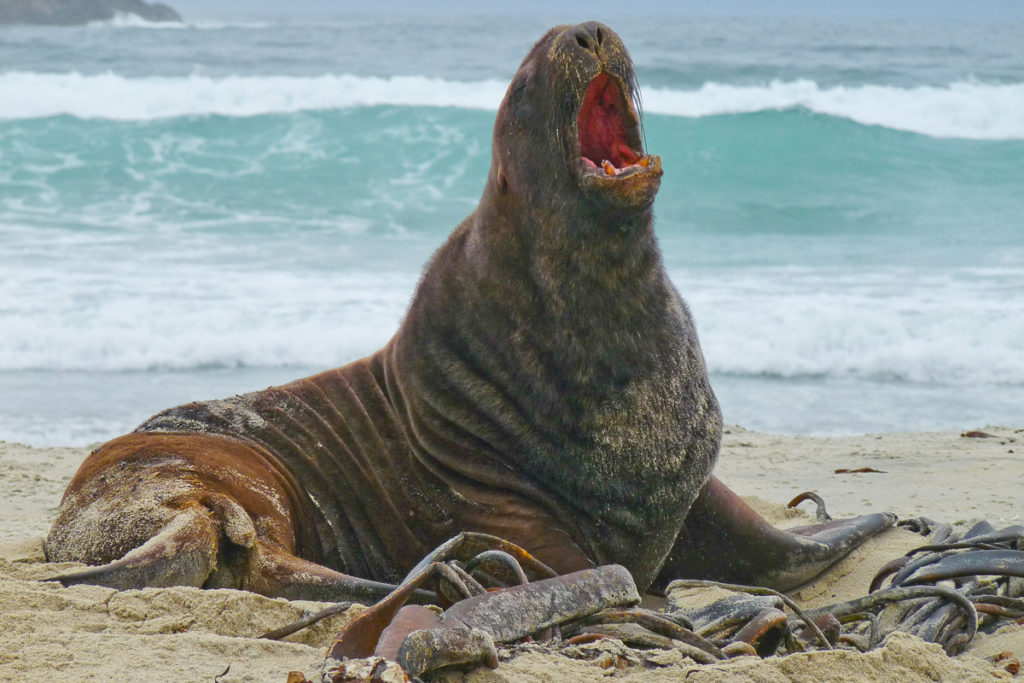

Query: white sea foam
[86,12,270,30]
[2,256,1022,445]
[642,79,1024,140]
[0,72,509,121]
[677,268,1024,388]
[0,263,416,372]
[1,72,1023,139]
[86,12,187,29]
[1,255,1022,389]
[92,16,277,30]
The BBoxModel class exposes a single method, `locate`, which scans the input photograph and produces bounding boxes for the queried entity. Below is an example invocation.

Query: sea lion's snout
[490,22,660,212]
[569,21,604,55]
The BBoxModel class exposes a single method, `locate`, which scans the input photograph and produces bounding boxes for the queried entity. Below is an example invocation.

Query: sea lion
[45,22,893,601]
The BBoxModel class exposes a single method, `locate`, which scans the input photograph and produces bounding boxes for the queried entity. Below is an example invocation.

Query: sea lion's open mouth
[576,72,653,179]
[573,72,659,192]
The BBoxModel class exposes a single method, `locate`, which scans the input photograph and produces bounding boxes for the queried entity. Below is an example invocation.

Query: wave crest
[1,72,1022,139]
[643,79,1024,140]
[0,72,508,121]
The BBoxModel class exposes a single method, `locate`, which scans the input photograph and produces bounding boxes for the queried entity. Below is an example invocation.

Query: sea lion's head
[489,22,662,217]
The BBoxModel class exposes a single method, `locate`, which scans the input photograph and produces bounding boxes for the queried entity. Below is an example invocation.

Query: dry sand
[1,425,1021,681]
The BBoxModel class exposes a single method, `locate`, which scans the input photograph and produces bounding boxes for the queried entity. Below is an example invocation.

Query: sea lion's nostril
[575,32,590,50]
[596,27,603,45]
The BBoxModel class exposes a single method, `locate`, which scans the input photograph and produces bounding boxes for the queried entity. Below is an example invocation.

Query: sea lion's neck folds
[387,21,721,586]
[393,208,718,573]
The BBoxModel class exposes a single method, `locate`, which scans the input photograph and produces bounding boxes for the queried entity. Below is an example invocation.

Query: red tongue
[577,73,639,169]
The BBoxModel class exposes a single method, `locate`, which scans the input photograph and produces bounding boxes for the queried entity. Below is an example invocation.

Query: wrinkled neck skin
[471,168,674,380]
[385,24,721,589]
[387,191,718,587]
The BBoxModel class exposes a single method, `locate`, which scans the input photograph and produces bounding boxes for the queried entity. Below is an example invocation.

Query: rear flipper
[47,496,419,605]
[653,477,896,593]
[49,504,219,590]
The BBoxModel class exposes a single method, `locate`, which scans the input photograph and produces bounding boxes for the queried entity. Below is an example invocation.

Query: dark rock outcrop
[0,0,182,25]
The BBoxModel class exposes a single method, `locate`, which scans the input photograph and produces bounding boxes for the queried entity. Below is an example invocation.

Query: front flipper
[652,477,896,593]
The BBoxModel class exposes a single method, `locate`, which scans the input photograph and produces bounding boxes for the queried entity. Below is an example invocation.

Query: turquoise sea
[1,12,1022,445]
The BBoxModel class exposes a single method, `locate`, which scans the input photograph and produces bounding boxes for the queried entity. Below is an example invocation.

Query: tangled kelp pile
[281,516,1024,682]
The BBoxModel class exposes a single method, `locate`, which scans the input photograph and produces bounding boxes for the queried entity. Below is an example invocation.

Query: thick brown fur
[46,23,891,600]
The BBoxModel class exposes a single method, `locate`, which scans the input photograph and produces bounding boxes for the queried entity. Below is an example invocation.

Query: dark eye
[510,77,527,104]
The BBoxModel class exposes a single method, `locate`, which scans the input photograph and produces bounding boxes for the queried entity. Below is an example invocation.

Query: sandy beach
[2,425,1022,681]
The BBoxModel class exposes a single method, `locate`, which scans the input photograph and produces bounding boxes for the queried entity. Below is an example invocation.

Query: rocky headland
[0,0,181,25]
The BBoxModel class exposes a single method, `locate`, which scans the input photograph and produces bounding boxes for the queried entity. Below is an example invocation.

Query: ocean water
[1,13,1022,446]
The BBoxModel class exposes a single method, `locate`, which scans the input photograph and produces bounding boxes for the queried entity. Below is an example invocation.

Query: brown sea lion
[45,22,894,601]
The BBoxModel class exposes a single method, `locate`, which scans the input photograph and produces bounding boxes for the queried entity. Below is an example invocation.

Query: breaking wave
[1,72,1022,139]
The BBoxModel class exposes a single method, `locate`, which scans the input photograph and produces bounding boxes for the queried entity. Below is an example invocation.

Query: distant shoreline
[0,0,181,26]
